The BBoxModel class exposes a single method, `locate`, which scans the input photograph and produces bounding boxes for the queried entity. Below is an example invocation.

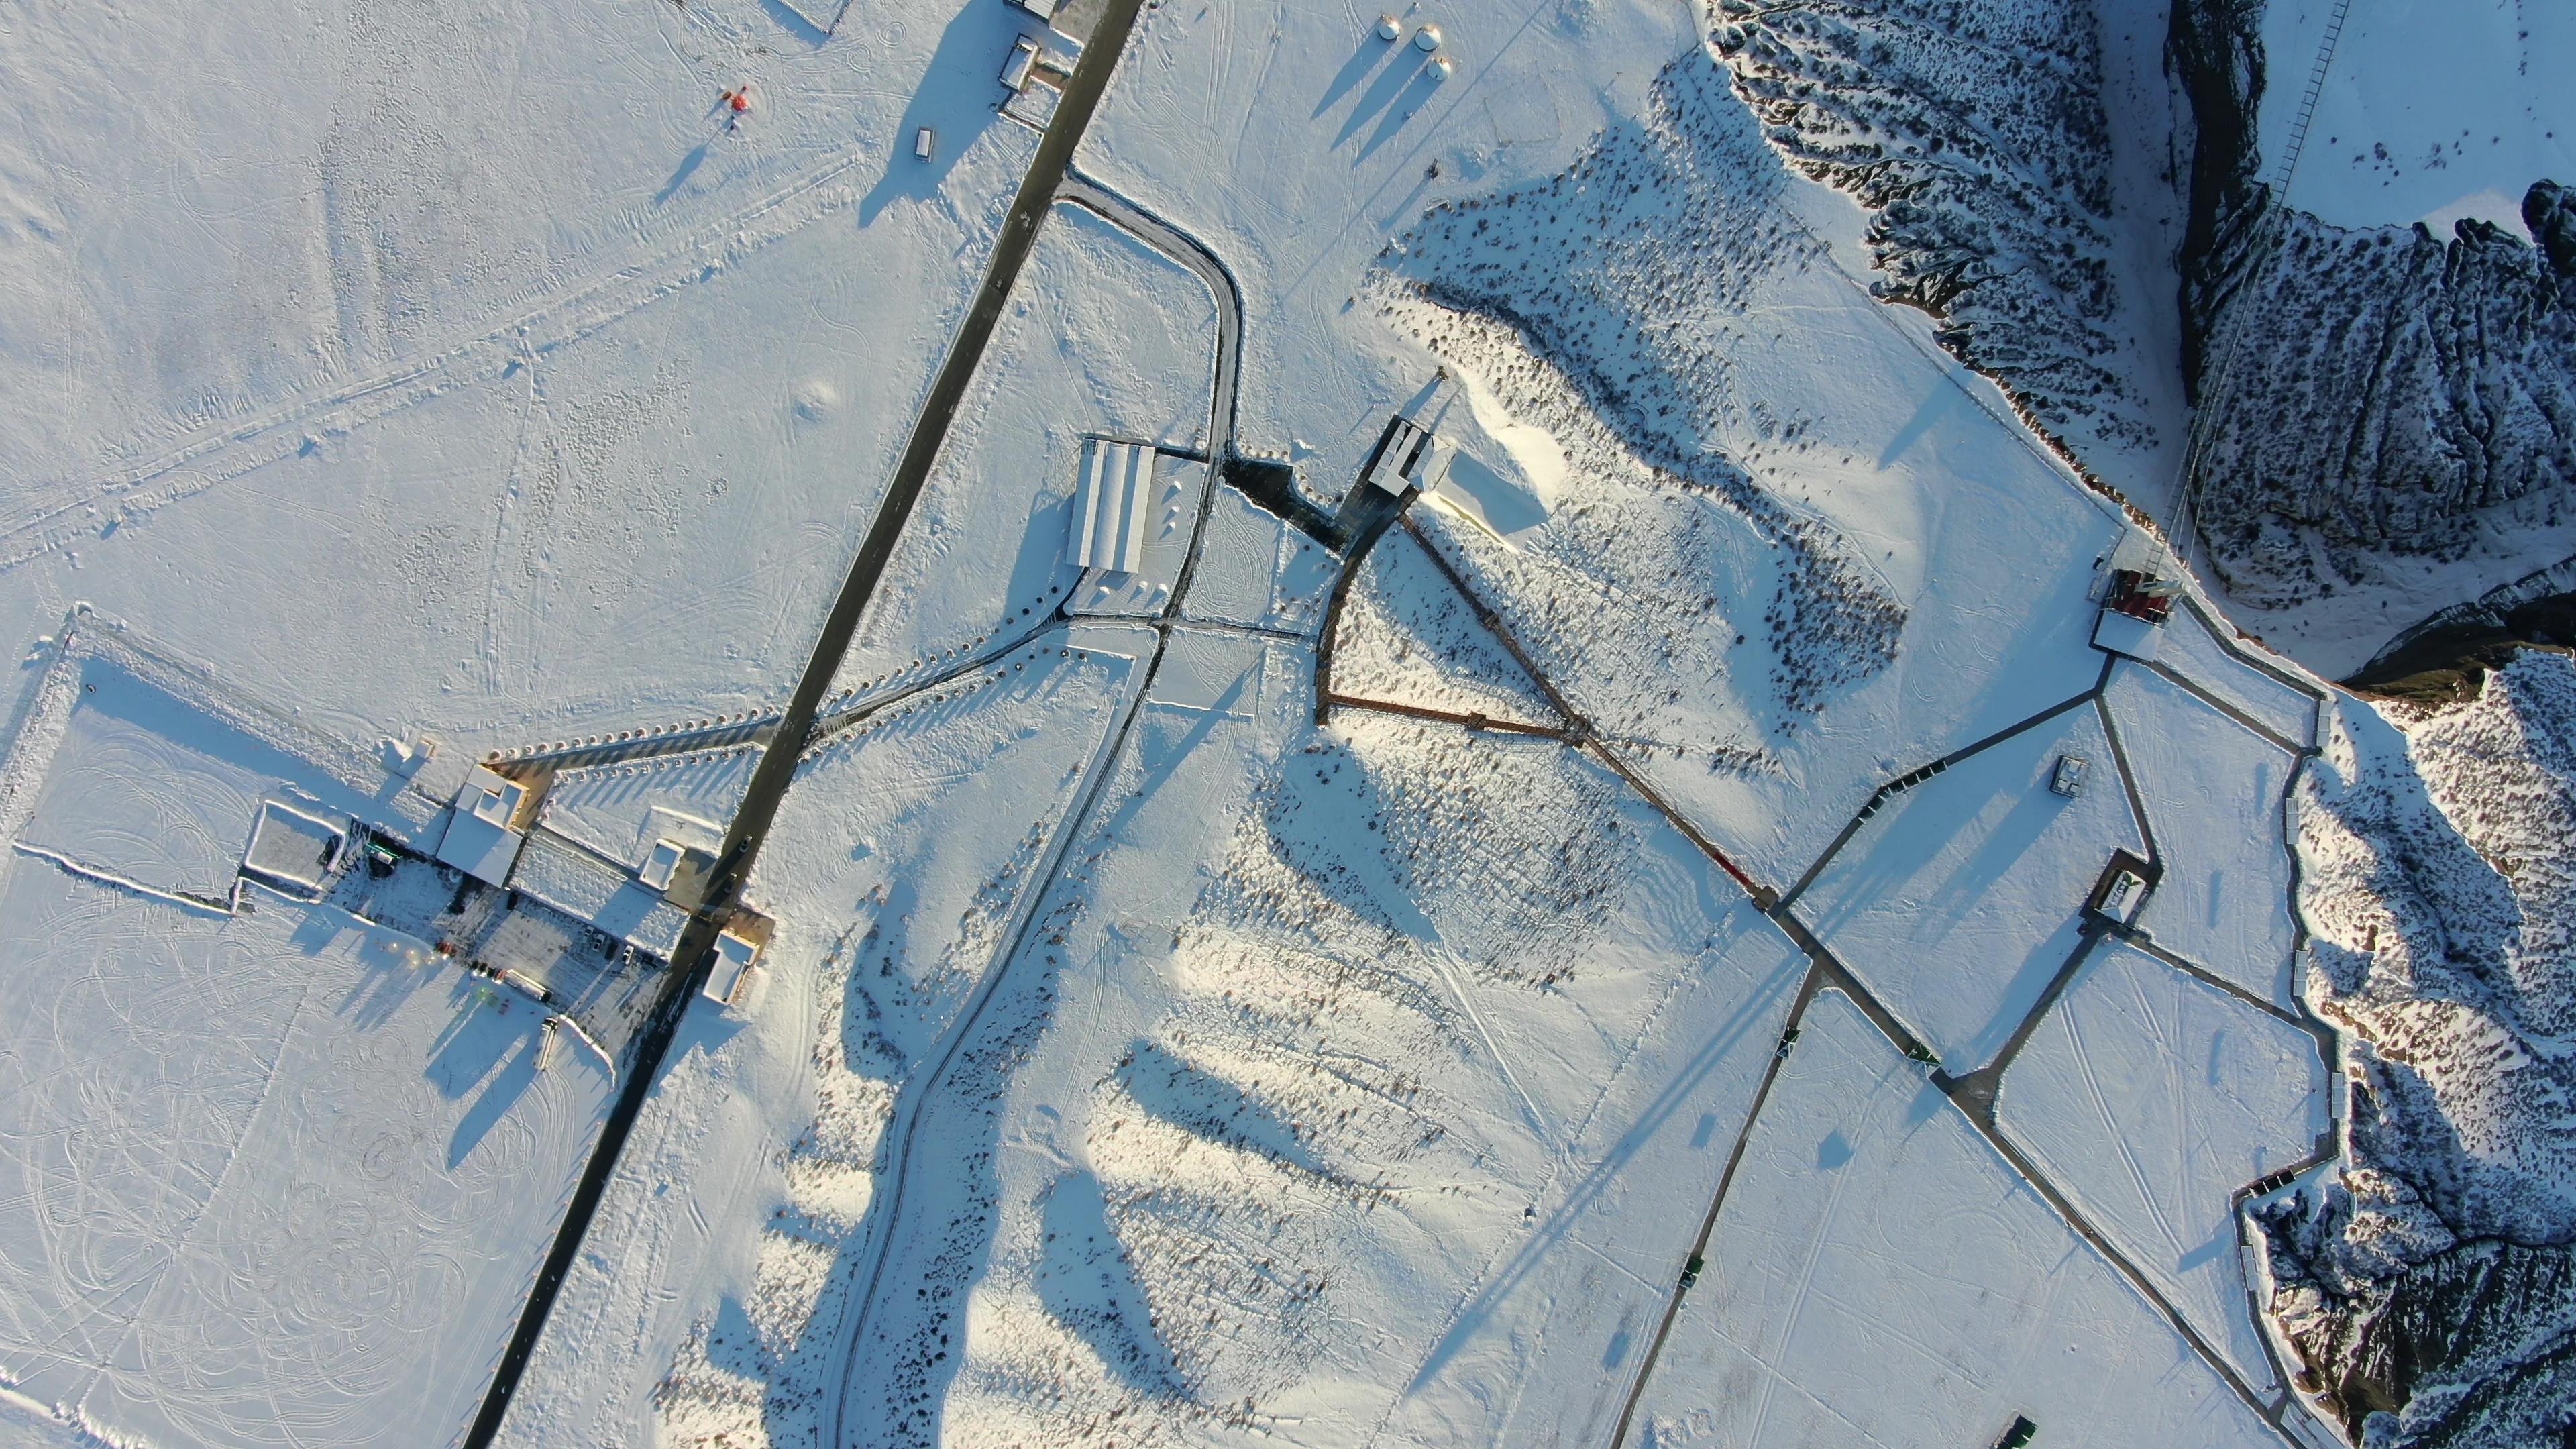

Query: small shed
[2086,849,2160,926]
[703,929,763,1006]
[1000,35,1042,91]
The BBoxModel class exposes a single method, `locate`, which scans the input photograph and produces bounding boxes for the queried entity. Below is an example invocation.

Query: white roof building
[1000,35,1041,91]
[437,764,534,887]
[1071,438,1158,577]
[704,929,763,1006]
[511,831,692,960]
[639,837,687,892]
[1366,420,1455,496]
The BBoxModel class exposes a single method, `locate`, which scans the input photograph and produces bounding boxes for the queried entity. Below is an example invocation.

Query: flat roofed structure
[1071,437,1157,577]
[703,930,763,1006]
[437,764,537,887]
[2094,606,2164,661]
[1001,34,1041,91]
[1365,420,1424,495]
[512,831,690,959]
[639,837,687,892]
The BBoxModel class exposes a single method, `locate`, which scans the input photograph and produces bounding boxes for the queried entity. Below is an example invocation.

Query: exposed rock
[1709,0,2163,464]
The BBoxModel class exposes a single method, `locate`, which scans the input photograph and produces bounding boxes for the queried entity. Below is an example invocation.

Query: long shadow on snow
[858,3,1022,224]
[1331,44,1430,152]
[1112,1037,1346,1183]
[1406,908,1803,1390]
[1313,33,1403,120]
[1034,1167,1190,1399]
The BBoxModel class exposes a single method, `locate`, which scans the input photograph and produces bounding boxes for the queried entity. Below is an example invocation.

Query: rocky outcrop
[2271,650,2576,1446]
[1707,0,2164,466]
[2185,185,2576,616]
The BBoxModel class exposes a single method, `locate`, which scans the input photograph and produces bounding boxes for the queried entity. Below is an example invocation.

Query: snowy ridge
[1707,0,2169,479]
[1372,290,1899,758]
[1384,52,1907,733]
[2186,186,2576,667]
[636,637,1141,1449]
[2264,650,2576,1444]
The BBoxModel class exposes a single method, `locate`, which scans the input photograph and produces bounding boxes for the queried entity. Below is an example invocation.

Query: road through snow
[467,5,1151,1441]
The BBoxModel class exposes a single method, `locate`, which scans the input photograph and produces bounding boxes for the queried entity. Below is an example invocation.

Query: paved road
[462,7,1148,1443]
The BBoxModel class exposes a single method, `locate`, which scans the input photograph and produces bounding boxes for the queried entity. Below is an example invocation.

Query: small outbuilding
[706,922,762,1005]
[2086,849,2159,926]
[2049,753,2088,798]
[1000,35,1042,91]
[1364,419,1454,496]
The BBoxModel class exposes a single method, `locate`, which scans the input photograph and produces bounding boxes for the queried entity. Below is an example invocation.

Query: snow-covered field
[1794,698,2143,1072]
[0,629,610,1445]
[0,0,2504,1444]
[0,0,1045,751]
[2259,0,2575,231]
[1631,989,2283,1448]
[1998,941,2330,1392]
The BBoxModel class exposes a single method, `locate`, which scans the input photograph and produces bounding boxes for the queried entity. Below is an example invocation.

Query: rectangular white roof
[1071,439,1157,577]
[512,831,690,958]
[703,930,761,1005]
[435,810,523,887]
[2093,608,2164,661]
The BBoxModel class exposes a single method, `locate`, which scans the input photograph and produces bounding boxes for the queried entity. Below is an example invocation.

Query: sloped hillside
[2265,649,2576,1446]
[1707,0,2170,472]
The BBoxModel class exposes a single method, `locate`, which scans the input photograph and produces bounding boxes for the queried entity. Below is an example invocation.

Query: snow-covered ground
[1629,989,2282,1448]
[1794,699,2143,1073]
[0,630,610,1445]
[0,0,1046,753]
[494,630,1145,1446]
[2261,0,2576,231]
[0,0,2439,1444]
[828,201,1218,696]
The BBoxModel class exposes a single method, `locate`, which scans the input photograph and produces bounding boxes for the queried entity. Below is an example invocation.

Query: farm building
[1071,437,1159,578]
[511,831,692,961]
[1364,418,1454,496]
[702,914,774,1006]
[437,765,542,886]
